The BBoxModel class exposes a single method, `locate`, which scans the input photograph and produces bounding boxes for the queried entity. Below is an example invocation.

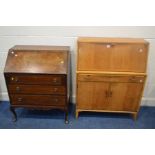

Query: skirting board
[0,92,155,107]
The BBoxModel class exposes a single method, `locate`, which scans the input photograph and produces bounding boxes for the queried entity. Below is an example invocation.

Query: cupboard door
[77,81,109,110]
[78,42,148,72]
[108,83,144,112]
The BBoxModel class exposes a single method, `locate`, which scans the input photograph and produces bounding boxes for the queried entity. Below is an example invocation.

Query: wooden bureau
[76,37,149,119]
[4,45,70,123]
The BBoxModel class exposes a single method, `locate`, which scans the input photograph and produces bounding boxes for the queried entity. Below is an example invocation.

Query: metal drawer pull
[11,77,14,81]
[16,87,20,91]
[53,99,58,102]
[129,77,136,81]
[53,78,58,82]
[11,77,18,82]
[54,88,58,91]
[18,98,22,102]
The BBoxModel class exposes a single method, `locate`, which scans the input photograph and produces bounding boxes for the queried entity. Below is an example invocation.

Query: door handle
[105,91,112,97]
[105,90,108,97]
[109,91,112,97]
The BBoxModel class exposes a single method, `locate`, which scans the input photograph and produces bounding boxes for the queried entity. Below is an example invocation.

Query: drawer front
[78,74,145,83]
[5,74,65,85]
[8,85,66,95]
[10,95,66,106]
[78,42,148,72]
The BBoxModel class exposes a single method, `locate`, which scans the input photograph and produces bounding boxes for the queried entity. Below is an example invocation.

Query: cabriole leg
[10,107,17,122]
[65,111,69,124]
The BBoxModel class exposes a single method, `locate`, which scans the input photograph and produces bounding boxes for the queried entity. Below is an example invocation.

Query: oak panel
[77,81,109,110]
[78,42,148,72]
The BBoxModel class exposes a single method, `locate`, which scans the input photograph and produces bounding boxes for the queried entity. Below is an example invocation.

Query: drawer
[8,85,66,95]
[5,74,65,85]
[78,74,145,83]
[10,95,66,106]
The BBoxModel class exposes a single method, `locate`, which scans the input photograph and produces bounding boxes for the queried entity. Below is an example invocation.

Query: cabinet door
[78,42,148,72]
[108,83,144,112]
[77,81,109,110]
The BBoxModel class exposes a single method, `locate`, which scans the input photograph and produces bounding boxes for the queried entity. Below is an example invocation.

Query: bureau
[76,37,149,119]
[4,45,70,123]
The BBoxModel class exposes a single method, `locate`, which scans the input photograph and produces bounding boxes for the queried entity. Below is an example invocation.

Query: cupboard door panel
[77,82,109,110]
[78,42,148,72]
[123,83,144,111]
[108,83,143,112]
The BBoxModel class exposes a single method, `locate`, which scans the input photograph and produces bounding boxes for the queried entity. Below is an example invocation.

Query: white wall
[0,26,155,106]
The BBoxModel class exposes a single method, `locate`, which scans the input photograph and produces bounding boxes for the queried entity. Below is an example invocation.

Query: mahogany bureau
[4,45,70,123]
[76,37,149,120]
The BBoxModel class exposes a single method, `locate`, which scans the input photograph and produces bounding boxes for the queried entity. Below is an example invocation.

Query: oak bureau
[4,45,70,123]
[76,37,149,120]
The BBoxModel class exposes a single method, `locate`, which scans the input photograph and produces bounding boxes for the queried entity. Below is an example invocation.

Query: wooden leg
[65,112,69,124]
[132,113,138,121]
[10,107,17,122]
[76,110,79,119]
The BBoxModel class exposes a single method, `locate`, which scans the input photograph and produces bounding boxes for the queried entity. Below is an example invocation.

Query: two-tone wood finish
[76,37,149,119]
[4,45,70,123]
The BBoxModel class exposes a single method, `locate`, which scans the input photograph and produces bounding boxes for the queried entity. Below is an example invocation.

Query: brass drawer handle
[11,77,18,82]
[16,86,20,91]
[11,77,14,81]
[86,75,91,77]
[53,78,58,83]
[129,77,143,82]
[54,88,58,92]
[84,75,91,80]
[129,77,136,81]
[53,99,58,102]
[18,97,23,102]
[96,43,116,47]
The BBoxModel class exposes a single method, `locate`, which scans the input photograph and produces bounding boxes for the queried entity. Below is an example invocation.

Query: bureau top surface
[10,45,70,51]
[78,37,149,44]
[4,45,69,74]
